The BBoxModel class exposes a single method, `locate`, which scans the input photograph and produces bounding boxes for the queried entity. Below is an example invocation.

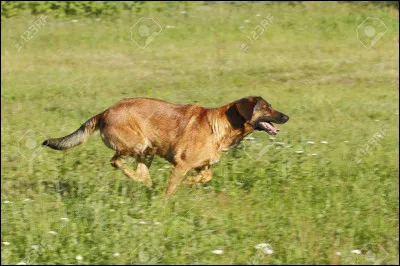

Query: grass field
[1,2,399,265]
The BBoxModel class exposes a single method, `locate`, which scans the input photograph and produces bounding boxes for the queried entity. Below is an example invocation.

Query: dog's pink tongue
[264,122,279,134]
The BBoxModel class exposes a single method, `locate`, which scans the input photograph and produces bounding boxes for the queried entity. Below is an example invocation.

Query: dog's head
[226,96,289,135]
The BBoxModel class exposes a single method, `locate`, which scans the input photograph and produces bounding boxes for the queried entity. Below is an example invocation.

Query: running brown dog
[43,96,289,196]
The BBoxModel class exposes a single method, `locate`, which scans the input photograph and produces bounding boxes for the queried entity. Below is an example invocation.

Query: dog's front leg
[165,165,189,197]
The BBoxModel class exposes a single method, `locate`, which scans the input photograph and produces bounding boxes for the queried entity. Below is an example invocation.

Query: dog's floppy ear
[235,97,257,121]
[225,97,257,128]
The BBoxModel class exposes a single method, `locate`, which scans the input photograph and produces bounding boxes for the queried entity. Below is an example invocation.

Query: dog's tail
[42,113,103,150]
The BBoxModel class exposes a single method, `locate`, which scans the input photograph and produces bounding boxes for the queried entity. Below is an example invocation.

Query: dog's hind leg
[136,154,154,187]
[110,153,153,187]
[110,154,137,180]
[183,166,213,184]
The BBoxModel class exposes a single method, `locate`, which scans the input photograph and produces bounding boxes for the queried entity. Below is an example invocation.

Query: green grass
[1,2,399,265]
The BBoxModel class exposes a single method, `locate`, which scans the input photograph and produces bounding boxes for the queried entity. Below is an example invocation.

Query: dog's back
[99,98,206,158]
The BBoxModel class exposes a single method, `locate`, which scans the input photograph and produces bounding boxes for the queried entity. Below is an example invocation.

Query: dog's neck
[206,105,254,152]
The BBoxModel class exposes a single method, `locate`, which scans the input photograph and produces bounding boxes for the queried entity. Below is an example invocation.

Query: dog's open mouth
[258,122,280,135]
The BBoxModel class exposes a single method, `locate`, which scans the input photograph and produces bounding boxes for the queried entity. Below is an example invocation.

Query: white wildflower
[76,255,83,260]
[3,200,11,204]
[71,20,78,23]
[17,262,26,265]
[113,252,120,257]
[321,140,329,144]
[312,153,318,156]
[336,251,342,256]
[254,243,268,249]
[295,150,304,154]
[307,141,315,144]
[180,10,187,14]
[212,249,224,255]
[2,242,10,246]
[60,217,70,221]
[32,245,39,250]
[351,249,361,254]
[244,20,251,23]
[254,243,274,255]
[48,231,57,235]
[263,247,274,255]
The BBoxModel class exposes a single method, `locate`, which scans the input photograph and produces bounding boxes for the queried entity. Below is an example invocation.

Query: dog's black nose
[282,114,289,123]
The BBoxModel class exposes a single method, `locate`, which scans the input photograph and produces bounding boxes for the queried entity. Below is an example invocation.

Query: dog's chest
[219,141,240,152]
[208,139,240,165]
[218,132,245,152]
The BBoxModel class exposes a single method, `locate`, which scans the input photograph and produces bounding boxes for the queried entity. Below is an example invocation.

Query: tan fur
[43,96,289,197]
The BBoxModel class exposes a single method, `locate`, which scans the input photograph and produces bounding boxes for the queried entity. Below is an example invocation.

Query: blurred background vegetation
[1,1,399,21]
[1,1,399,265]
